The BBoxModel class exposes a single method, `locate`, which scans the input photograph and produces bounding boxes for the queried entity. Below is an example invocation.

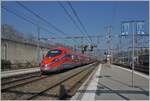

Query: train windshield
[46,49,62,58]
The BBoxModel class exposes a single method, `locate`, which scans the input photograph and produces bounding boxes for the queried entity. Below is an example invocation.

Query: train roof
[50,47,90,57]
[50,47,72,52]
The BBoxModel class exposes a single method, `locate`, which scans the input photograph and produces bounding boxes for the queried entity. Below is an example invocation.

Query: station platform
[1,67,40,78]
[72,63,149,100]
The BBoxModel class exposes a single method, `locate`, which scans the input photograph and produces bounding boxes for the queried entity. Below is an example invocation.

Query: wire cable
[16,2,67,35]
[2,6,73,46]
[16,1,79,45]
[58,1,90,45]
[68,1,92,43]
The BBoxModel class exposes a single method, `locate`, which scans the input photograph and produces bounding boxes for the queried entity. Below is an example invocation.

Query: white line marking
[81,64,102,100]
[71,64,98,100]
[71,63,97,100]
[113,65,149,79]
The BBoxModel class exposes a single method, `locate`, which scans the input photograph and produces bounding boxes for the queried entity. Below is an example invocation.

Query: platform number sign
[136,22,145,35]
[121,22,130,36]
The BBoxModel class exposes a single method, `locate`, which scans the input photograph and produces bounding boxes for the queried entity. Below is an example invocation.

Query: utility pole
[106,25,113,64]
[132,21,135,87]
[119,35,121,64]
[37,24,40,64]
[121,20,145,87]
[121,21,135,87]
[81,37,84,54]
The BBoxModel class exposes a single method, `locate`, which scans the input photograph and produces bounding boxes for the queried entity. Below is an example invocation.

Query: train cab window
[46,50,62,58]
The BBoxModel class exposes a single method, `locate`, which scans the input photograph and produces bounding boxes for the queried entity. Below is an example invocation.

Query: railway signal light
[90,45,97,51]
[83,45,88,51]
[90,45,94,51]
[80,45,88,54]
[80,44,97,53]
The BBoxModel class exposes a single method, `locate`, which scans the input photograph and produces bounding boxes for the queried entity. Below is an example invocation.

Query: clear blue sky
[1,1,149,49]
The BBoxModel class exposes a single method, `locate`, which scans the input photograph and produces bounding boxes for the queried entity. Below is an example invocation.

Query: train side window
[65,54,72,58]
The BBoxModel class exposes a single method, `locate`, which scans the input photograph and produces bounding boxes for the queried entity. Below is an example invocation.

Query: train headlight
[44,67,48,70]
[45,64,48,67]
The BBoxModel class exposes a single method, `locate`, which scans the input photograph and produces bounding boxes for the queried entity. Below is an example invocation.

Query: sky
[1,1,149,50]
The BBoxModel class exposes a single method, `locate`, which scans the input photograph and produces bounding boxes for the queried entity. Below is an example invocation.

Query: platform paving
[72,63,149,100]
[1,67,40,78]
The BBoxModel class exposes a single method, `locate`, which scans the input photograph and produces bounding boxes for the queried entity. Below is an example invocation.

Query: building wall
[1,39,49,64]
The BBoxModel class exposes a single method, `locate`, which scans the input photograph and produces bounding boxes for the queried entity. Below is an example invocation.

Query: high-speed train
[40,47,93,74]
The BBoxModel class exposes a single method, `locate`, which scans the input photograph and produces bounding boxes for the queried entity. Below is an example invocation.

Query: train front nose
[40,57,52,70]
[40,64,49,71]
[40,64,59,73]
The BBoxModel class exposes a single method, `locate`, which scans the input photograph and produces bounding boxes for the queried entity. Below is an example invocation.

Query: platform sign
[121,22,130,36]
[136,22,145,35]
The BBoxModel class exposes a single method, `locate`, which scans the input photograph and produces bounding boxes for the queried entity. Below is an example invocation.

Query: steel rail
[1,75,49,91]
[27,62,97,100]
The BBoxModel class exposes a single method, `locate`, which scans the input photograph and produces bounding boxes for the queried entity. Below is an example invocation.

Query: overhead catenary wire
[58,1,91,45]
[16,2,66,35]
[16,1,79,44]
[2,6,55,35]
[67,1,92,43]
[2,6,72,46]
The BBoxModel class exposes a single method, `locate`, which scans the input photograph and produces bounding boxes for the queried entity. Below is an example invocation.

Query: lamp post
[121,21,135,87]
[121,20,145,87]
[131,21,135,87]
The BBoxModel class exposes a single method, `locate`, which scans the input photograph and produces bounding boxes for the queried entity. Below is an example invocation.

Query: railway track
[1,75,49,91]
[2,72,40,85]
[1,62,99,100]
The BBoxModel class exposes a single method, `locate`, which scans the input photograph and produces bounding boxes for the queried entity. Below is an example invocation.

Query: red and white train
[40,47,94,74]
